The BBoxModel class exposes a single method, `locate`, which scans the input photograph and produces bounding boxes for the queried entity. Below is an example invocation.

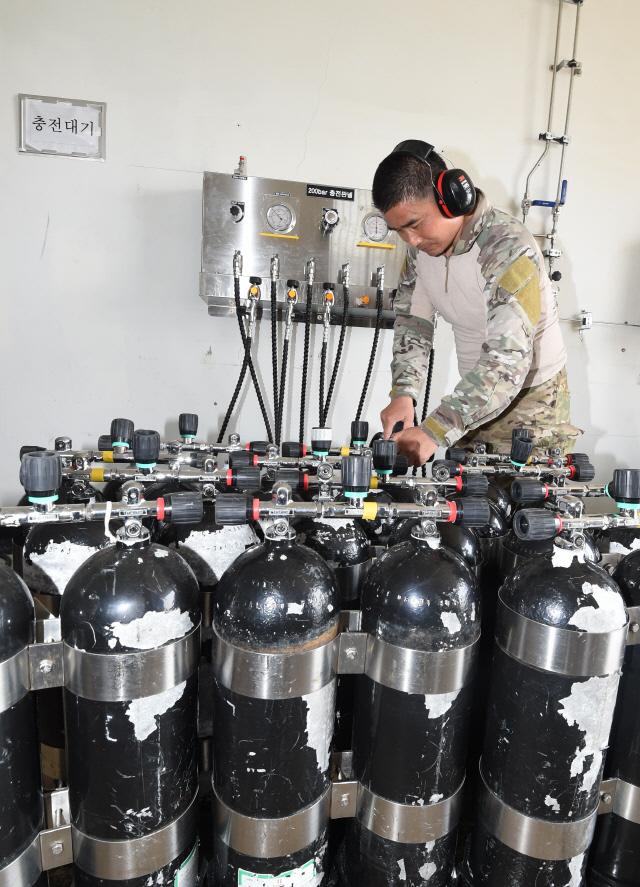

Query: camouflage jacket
[390,191,567,447]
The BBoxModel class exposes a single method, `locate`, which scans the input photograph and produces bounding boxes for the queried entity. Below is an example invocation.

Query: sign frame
[18,93,106,161]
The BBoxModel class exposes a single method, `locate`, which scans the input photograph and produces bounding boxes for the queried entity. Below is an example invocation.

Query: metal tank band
[495,596,628,677]
[213,627,336,700]
[63,625,200,702]
[0,647,30,713]
[364,634,480,695]
[0,832,42,887]
[213,785,332,858]
[357,780,465,844]
[72,789,198,880]
[599,778,640,826]
[478,771,597,860]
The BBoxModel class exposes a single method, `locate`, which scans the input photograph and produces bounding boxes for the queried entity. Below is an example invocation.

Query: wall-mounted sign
[18,94,106,160]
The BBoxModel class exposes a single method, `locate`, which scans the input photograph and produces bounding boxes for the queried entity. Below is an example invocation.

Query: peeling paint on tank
[125,681,186,741]
[610,538,640,556]
[558,673,621,793]
[440,612,461,634]
[28,539,102,593]
[153,548,169,558]
[287,603,304,615]
[108,608,194,650]
[302,680,335,774]
[181,525,258,579]
[568,582,627,633]
[544,794,560,812]
[397,858,406,881]
[552,547,584,569]
[429,793,443,803]
[565,851,585,886]
[419,860,437,880]
[424,689,460,719]
[313,518,353,531]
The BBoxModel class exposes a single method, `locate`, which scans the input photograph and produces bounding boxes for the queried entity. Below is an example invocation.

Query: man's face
[384,196,464,257]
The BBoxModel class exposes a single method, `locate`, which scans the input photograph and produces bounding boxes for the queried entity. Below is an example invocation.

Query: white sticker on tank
[397,858,406,881]
[440,612,461,634]
[424,689,460,719]
[557,673,621,793]
[302,681,335,774]
[154,548,169,558]
[568,582,627,633]
[182,524,258,579]
[174,842,198,886]
[108,609,194,650]
[126,681,186,742]
[552,547,584,568]
[28,539,102,593]
[237,859,317,886]
[544,794,560,813]
[287,603,304,615]
[610,538,640,556]
[418,841,437,881]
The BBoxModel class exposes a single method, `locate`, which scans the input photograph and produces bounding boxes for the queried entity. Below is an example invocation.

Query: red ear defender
[435,171,455,218]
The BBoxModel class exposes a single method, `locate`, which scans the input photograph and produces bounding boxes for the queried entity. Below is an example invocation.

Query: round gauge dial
[266,203,295,233]
[363,212,389,242]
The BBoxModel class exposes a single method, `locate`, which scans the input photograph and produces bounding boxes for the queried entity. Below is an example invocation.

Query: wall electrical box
[199,171,405,328]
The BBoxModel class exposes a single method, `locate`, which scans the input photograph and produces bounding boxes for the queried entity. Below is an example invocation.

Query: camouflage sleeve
[390,248,435,402]
[422,254,541,447]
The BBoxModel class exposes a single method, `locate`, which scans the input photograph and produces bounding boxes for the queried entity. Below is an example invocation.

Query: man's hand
[380,396,415,440]
[392,426,438,467]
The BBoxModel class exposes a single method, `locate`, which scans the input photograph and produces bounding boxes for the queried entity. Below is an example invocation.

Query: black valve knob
[460,474,489,496]
[226,467,261,491]
[19,445,46,459]
[249,276,262,286]
[550,271,562,282]
[311,427,332,455]
[286,279,300,288]
[351,421,369,446]
[454,498,491,528]
[229,450,258,468]
[342,455,372,496]
[372,439,397,474]
[511,479,548,504]
[214,493,254,525]
[565,452,590,465]
[513,509,558,541]
[165,492,204,525]
[179,413,198,438]
[610,469,640,506]
[393,454,409,477]
[274,468,307,492]
[281,441,307,458]
[133,429,160,466]
[20,451,62,499]
[97,434,112,451]
[445,447,468,464]
[512,428,534,442]
[323,282,335,291]
[571,461,595,482]
[248,441,269,456]
[510,435,534,466]
[110,418,134,448]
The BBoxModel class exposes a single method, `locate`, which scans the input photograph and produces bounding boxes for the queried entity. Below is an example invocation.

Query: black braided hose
[420,347,436,476]
[299,282,313,444]
[322,284,349,427]
[355,284,384,423]
[270,280,279,443]
[276,339,290,446]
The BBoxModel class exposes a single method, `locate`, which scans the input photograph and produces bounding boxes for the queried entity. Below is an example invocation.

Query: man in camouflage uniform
[373,143,580,464]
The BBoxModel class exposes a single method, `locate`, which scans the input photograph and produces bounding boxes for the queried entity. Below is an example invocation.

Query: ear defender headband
[392,139,477,218]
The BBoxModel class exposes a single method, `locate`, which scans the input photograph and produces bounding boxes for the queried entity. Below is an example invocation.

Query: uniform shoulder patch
[497,254,541,326]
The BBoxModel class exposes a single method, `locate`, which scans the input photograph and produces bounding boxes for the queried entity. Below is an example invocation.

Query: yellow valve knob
[359,295,370,306]
[325,292,334,302]
[287,289,297,300]
[249,286,259,297]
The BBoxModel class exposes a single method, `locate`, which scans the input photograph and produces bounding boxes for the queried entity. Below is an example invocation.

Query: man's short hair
[372,150,447,212]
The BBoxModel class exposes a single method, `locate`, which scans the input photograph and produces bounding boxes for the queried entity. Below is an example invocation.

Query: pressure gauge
[266,203,295,233]
[362,212,389,242]
[321,207,340,233]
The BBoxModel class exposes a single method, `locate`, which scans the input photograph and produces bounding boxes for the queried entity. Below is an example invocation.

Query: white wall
[0,0,638,500]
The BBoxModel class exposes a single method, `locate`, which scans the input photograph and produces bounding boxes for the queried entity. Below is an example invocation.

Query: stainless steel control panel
[199,171,405,327]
